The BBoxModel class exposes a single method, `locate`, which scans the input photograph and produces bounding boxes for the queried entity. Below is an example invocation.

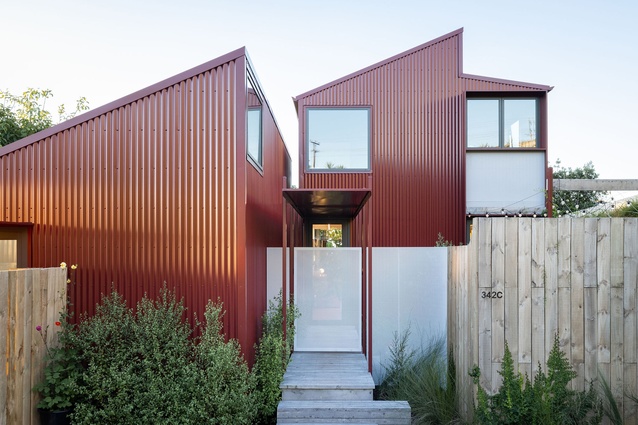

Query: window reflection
[307,108,370,170]
[467,98,538,148]
[504,99,536,148]
[312,224,343,247]
[247,75,262,167]
[467,99,499,148]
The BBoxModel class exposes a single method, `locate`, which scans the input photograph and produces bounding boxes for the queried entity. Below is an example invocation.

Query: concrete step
[281,352,375,401]
[277,400,411,425]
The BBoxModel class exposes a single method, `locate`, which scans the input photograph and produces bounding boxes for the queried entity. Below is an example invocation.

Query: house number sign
[481,291,503,299]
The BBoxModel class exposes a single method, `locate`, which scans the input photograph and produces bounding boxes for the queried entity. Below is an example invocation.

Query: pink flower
[36,325,42,332]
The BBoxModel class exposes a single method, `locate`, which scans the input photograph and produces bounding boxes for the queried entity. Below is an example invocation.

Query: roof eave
[294,28,465,102]
[461,73,553,92]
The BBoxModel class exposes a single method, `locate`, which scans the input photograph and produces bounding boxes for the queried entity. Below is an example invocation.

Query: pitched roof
[294,28,552,107]
[0,47,247,156]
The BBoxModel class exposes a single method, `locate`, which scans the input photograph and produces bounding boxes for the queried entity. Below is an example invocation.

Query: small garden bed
[35,287,295,425]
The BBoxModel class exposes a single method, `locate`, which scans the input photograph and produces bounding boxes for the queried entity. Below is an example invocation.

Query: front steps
[277,352,410,424]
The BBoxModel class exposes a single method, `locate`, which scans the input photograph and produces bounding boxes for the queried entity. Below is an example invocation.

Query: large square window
[467,98,538,148]
[306,108,370,171]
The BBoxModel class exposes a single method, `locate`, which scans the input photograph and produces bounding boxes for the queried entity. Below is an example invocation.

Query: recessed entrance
[282,188,371,356]
[311,223,346,247]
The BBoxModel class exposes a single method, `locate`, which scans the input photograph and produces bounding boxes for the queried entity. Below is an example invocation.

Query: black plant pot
[38,408,71,425]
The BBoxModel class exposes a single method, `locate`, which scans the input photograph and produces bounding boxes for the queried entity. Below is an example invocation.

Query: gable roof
[0,47,247,156]
[294,28,552,108]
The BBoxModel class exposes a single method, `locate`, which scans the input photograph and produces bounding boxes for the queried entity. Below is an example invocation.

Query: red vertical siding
[244,110,291,359]
[297,30,549,246]
[299,33,466,246]
[0,50,289,359]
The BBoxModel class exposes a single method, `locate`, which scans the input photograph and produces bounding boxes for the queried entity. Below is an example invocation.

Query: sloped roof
[0,47,247,156]
[294,28,552,107]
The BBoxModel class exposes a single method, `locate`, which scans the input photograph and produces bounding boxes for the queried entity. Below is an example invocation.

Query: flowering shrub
[33,316,82,411]
[33,261,82,412]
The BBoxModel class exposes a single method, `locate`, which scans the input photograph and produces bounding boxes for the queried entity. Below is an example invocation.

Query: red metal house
[282,29,553,363]
[293,28,552,247]
[1,29,552,362]
[0,48,290,361]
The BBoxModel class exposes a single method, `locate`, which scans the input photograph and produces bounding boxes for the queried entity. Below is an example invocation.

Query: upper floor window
[306,108,371,171]
[467,98,538,148]
[247,73,263,169]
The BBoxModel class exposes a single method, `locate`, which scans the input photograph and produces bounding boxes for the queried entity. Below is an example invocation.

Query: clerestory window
[246,72,263,170]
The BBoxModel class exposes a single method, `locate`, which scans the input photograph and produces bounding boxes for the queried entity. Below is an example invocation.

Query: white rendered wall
[371,247,448,382]
[267,246,448,382]
[466,151,546,215]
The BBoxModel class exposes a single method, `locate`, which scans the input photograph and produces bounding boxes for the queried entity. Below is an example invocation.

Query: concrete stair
[277,352,410,425]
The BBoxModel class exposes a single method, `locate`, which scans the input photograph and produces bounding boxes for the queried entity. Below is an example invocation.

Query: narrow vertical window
[504,99,537,148]
[247,74,263,168]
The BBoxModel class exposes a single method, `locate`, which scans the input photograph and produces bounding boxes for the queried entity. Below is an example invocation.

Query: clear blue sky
[2,0,636,191]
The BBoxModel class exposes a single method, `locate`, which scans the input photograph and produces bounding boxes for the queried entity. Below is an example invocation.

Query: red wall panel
[0,50,290,360]
[297,30,548,246]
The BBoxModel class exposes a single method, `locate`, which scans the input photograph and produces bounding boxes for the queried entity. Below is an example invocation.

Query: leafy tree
[0,88,89,146]
[552,159,606,216]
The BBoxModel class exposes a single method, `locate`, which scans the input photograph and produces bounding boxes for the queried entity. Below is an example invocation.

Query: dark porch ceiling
[282,188,371,220]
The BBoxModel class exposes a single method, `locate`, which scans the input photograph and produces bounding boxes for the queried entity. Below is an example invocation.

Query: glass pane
[307,108,370,170]
[294,248,361,352]
[247,77,262,166]
[0,239,17,269]
[247,108,261,163]
[312,224,343,247]
[467,99,499,147]
[504,99,537,148]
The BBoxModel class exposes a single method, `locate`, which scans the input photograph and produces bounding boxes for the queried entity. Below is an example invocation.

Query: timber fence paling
[450,217,638,425]
[0,268,67,425]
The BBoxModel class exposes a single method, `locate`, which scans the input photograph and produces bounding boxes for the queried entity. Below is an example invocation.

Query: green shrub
[377,329,462,425]
[470,335,602,425]
[252,292,299,425]
[192,301,258,424]
[69,288,259,424]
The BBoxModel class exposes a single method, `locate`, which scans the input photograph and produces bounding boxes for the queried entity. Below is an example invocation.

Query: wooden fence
[449,217,638,424]
[1,268,67,425]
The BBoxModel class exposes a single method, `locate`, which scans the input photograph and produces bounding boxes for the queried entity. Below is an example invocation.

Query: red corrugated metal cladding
[0,49,291,363]
[296,29,549,246]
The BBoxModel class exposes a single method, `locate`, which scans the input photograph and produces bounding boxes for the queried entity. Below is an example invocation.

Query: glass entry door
[294,247,362,352]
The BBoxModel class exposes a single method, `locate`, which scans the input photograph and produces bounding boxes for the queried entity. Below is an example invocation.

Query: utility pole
[310,140,320,168]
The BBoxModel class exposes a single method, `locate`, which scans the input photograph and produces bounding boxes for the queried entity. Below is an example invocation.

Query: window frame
[246,69,264,172]
[466,97,540,149]
[304,106,372,173]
